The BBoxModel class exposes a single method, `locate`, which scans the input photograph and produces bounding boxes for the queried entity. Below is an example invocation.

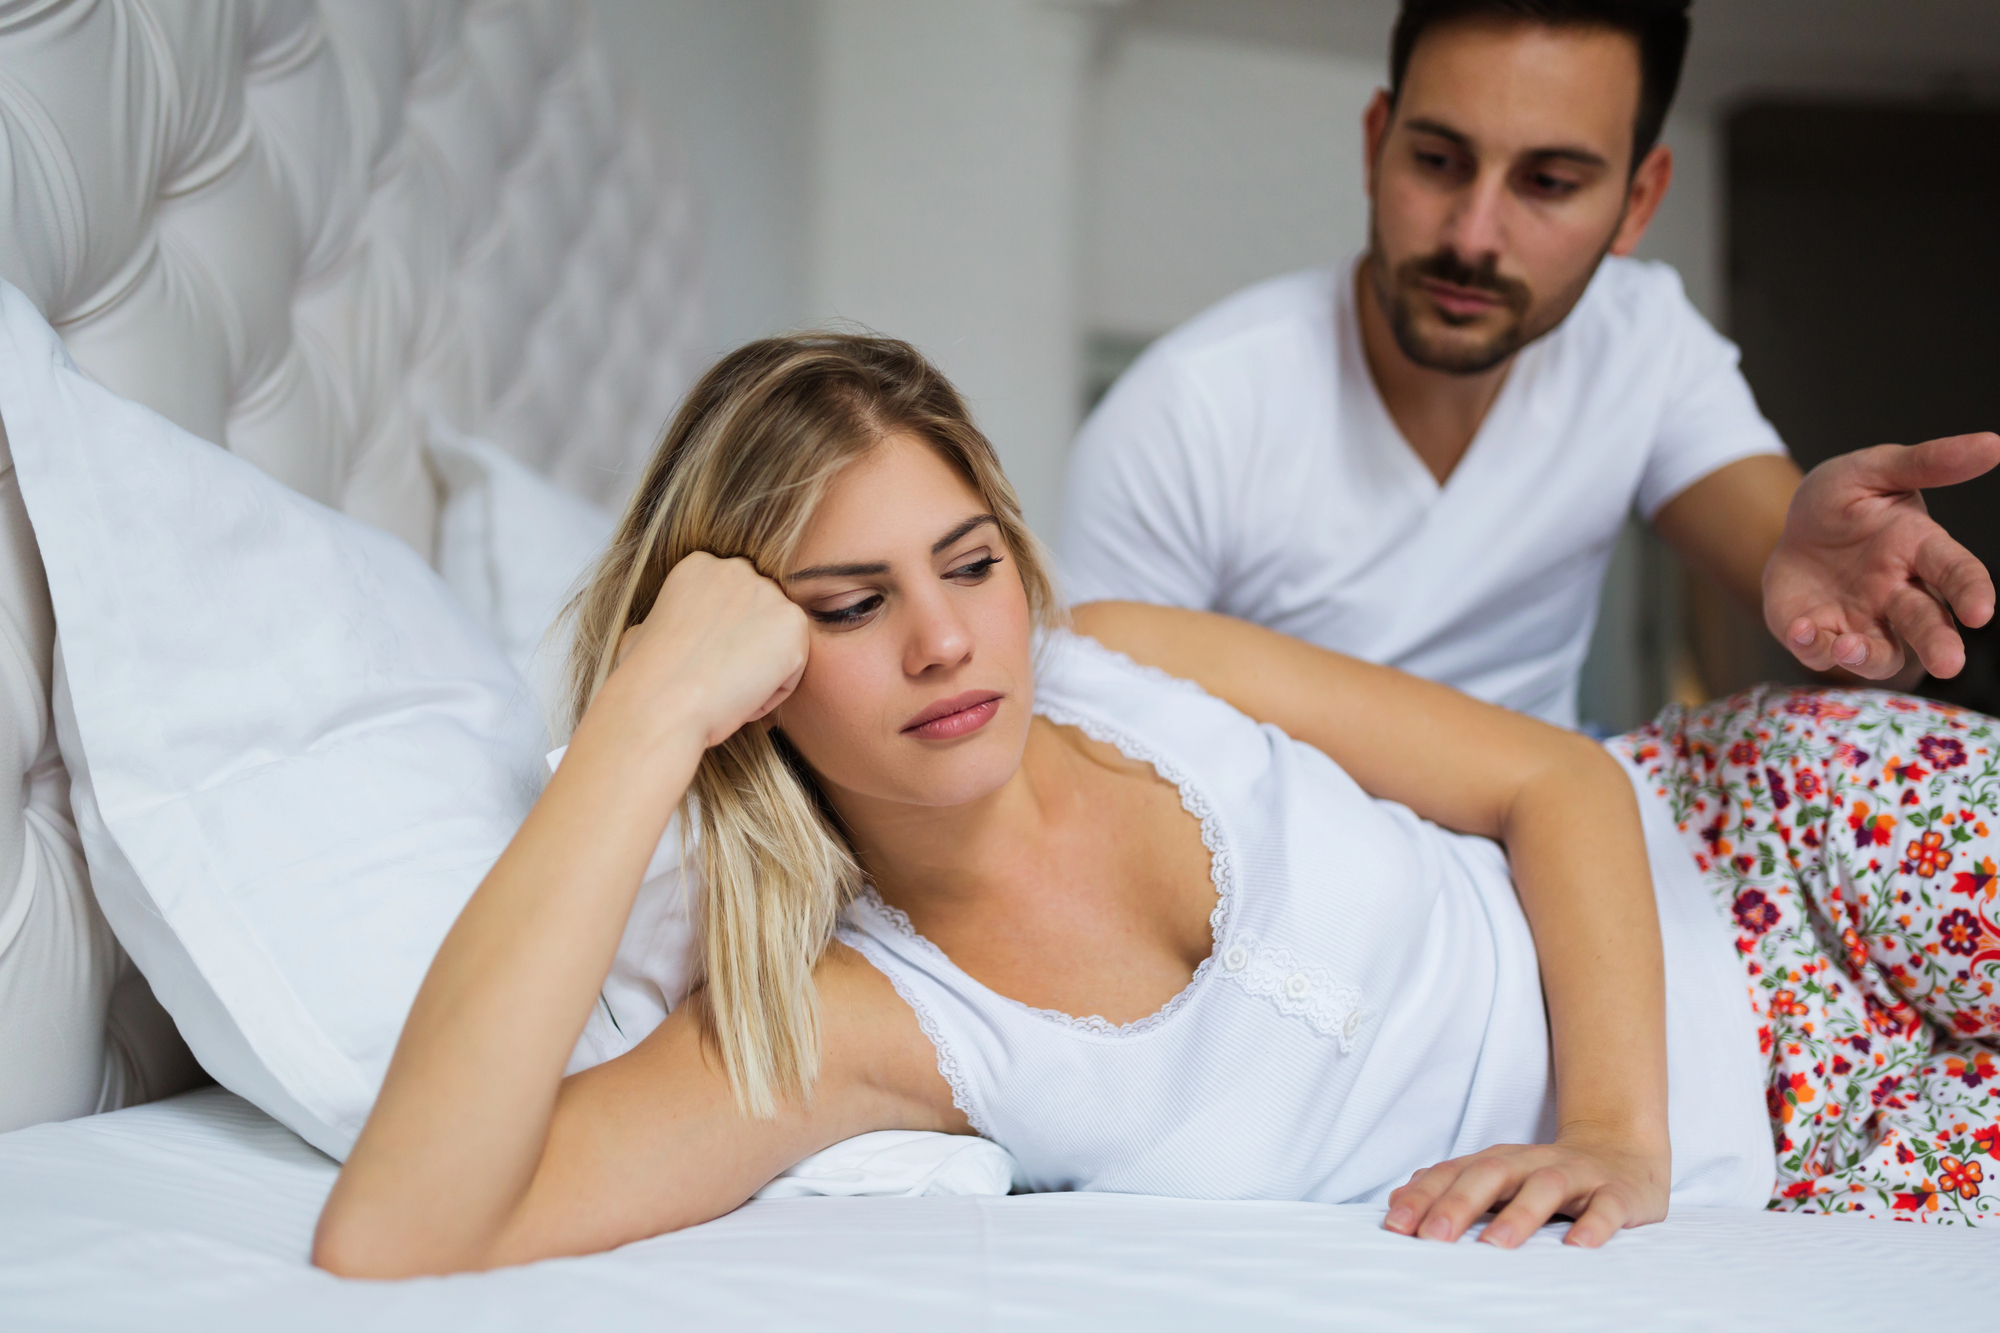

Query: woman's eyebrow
[931,514,997,554]
[787,515,997,581]
[786,559,890,582]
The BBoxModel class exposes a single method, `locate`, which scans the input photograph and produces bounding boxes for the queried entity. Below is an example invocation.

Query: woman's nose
[903,588,973,676]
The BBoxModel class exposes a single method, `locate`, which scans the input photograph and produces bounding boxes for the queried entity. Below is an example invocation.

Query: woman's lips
[902,690,1004,740]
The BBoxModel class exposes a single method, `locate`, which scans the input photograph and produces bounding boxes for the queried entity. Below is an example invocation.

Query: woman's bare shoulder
[815,940,971,1135]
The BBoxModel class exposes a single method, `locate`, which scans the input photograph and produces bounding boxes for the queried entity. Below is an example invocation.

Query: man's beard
[1367,242,1537,376]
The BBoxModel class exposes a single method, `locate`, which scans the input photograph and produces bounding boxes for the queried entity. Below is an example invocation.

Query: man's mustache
[1401,251,1532,312]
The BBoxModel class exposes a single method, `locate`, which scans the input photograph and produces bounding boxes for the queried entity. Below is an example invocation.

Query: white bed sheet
[0,1090,1991,1331]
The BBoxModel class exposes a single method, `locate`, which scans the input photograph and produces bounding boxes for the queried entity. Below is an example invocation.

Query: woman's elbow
[310,1204,492,1280]
[309,1212,392,1279]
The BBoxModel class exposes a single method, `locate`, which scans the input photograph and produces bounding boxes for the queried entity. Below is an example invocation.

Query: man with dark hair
[1061,0,1997,727]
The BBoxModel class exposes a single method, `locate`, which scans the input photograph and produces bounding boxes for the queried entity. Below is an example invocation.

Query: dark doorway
[1724,100,2000,711]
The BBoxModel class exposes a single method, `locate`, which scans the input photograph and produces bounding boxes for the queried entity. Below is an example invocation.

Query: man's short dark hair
[1389,1,1693,166]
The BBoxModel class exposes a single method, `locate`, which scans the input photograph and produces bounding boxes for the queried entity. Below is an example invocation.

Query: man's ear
[1363,89,1394,201]
[1609,142,1674,257]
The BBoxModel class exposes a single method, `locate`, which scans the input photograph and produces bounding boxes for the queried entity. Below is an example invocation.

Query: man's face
[1366,19,1649,375]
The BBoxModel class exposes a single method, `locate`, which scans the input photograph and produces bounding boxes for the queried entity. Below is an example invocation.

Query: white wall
[586,0,818,354]
[1086,30,1380,338]
[811,0,1100,535]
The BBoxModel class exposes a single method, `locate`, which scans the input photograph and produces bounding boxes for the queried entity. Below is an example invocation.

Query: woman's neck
[825,718,1073,916]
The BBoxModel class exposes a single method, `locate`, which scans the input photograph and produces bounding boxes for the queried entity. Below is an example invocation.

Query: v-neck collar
[1337,260,1538,504]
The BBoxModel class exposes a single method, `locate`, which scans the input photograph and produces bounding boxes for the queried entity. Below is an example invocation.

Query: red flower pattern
[1614,687,2000,1224]
[1907,829,1953,878]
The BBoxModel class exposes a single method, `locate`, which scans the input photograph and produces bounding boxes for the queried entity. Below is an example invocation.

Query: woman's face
[772,433,1036,812]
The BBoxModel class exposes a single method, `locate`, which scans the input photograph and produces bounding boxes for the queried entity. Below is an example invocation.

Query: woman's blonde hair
[566,333,1058,1117]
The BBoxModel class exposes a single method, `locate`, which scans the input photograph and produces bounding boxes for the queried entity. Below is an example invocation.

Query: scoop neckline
[854,642,1236,1040]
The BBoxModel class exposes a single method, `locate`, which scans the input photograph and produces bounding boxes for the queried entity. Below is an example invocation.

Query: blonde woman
[315,336,2000,1277]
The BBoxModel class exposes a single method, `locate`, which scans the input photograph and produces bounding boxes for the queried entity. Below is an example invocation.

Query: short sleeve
[1057,347,1227,610]
[1637,289,1789,520]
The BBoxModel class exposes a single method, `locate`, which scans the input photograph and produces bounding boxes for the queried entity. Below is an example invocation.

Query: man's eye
[809,594,883,626]
[1526,172,1580,197]
[948,555,1002,581]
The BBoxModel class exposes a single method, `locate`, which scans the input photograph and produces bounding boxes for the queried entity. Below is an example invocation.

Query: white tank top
[836,630,1554,1203]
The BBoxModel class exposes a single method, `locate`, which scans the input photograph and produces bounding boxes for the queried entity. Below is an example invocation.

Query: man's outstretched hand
[1765,433,2000,680]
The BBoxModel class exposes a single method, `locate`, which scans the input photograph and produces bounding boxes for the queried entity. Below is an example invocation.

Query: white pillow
[0,283,548,1159]
[428,426,615,704]
[3,281,1017,1194]
[753,1130,1021,1199]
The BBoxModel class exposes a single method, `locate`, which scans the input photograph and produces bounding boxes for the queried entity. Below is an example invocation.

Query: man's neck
[1354,261,1514,487]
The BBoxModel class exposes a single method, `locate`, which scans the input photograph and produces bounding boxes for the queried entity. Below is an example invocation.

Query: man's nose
[1442,166,1509,263]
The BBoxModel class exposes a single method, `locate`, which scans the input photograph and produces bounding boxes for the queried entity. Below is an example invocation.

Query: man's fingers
[1562,1189,1631,1248]
[1834,627,1904,680]
[1480,1166,1571,1249]
[1780,608,1847,673]
[1912,532,1997,631]
[1857,432,2000,495]
[1884,584,1964,681]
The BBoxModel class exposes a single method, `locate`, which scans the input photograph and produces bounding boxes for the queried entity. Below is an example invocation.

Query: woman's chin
[896,750,1021,809]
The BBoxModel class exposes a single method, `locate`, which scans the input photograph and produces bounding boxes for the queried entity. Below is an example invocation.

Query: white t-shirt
[1059,258,1788,727]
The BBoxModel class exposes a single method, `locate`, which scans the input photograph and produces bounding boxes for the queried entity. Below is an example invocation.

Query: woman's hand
[1381,1128,1670,1249]
[318,552,811,1278]
[605,552,810,750]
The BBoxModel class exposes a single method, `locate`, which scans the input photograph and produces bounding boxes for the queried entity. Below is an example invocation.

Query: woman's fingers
[749,658,809,724]
[1387,1141,1665,1249]
[1383,1165,1447,1236]
[1560,1186,1632,1248]
[1479,1165,1573,1248]
[1414,1155,1522,1242]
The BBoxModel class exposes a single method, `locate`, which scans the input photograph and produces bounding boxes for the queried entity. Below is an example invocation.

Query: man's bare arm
[1651,453,1799,612]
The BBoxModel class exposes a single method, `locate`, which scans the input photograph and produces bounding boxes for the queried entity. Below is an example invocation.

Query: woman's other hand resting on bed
[1071,603,1673,1248]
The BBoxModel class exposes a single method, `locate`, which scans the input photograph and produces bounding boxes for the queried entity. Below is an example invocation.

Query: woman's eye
[947,554,1002,582]
[809,594,883,626]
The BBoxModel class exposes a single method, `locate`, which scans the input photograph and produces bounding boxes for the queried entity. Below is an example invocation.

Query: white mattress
[0,1090,1990,1331]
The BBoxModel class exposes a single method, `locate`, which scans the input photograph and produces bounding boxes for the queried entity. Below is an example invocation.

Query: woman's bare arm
[1073,602,1669,1248]
[314,556,953,1276]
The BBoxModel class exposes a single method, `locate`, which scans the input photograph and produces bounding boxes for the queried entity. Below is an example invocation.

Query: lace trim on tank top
[1047,629,1370,1047]
[1214,930,1370,1052]
[854,690,1236,1040]
[836,926,996,1139]
[1048,628,1213,700]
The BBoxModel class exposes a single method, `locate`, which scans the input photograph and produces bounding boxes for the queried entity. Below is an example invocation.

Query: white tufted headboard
[0,0,702,1131]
